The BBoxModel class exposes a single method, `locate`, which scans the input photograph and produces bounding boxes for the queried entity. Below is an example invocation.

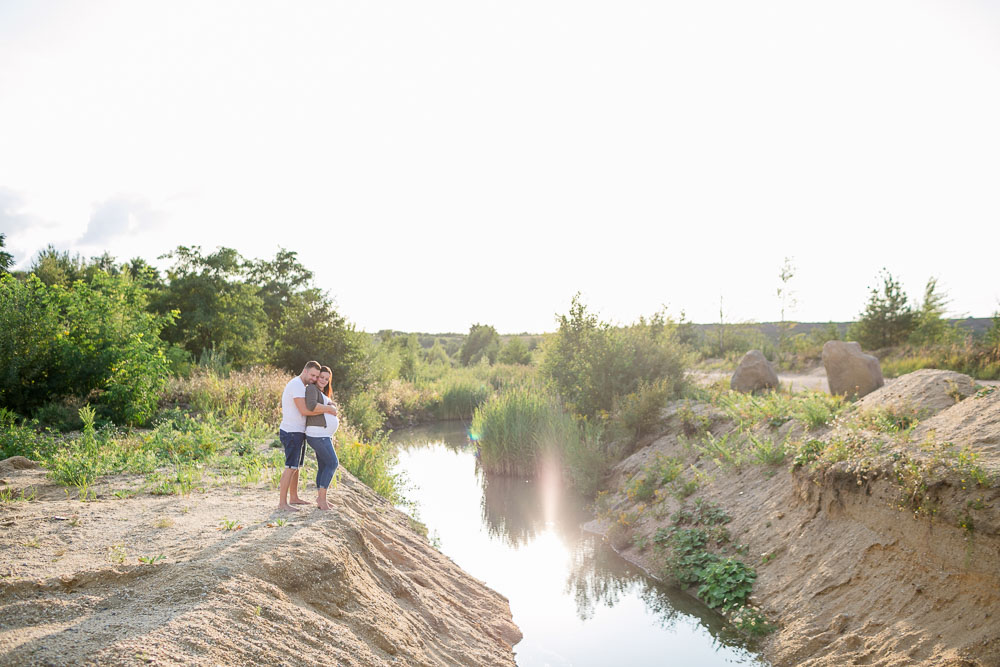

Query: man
[278,361,338,511]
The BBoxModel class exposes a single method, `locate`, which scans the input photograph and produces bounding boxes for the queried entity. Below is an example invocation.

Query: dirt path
[0,463,520,666]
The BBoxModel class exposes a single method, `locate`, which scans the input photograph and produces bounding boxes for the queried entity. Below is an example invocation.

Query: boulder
[856,369,976,417]
[822,341,884,398]
[731,350,779,393]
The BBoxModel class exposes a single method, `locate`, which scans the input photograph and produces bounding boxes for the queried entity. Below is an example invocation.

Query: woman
[304,366,340,511]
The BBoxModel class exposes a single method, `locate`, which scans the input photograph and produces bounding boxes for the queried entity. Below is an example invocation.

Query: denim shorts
[279,430,306,469]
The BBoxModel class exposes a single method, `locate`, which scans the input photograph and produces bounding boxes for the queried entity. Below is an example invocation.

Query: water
[391,422,766,667]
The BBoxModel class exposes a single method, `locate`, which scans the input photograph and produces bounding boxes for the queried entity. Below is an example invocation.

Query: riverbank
[0,458,521,665]
[585,371,1000,666]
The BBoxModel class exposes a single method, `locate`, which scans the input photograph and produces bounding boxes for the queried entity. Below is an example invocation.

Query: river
[391,422,767,667]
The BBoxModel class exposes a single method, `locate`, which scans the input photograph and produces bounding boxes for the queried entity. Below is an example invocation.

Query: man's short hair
[303,360,322,371]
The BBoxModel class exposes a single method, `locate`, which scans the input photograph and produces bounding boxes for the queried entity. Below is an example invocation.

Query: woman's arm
[296,385,334,416]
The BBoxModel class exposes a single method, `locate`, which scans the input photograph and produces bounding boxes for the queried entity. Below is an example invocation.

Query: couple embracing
[278,361,341,511]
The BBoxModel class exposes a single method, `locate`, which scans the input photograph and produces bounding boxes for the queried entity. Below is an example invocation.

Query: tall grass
[435,378,492,420]
[880,343,1000,380]
[163,366,286,428]
[471,386,608,494]
[471,386,555,476]
[335,427,403,503]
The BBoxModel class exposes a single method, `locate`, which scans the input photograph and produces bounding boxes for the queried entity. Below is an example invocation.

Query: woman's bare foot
[278,503,300,512]
[316,501,333,510]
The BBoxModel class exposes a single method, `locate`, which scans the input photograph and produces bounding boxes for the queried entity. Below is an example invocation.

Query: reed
[471,386,608,494]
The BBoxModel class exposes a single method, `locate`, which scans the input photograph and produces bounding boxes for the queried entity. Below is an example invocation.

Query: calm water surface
[391,422,766,667]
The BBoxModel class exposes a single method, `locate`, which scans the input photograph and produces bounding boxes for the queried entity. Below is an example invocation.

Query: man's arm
[294,397,334,416]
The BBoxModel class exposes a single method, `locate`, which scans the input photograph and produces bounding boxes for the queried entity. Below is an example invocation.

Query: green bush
[610,378,674,443]
[655,526,716,585]
[0,273,173,425]
[540,295,689,418]
[0,409,56,460]
[498,337,532,365]
[460,324,501,366]
[698,557,757,611]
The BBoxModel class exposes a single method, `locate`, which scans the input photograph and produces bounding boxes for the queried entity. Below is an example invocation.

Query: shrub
[0,409,56,460]
[698,557,757,611]
[460,324,501,366]
[0,273,173,425]
[335,428,403,503]
[849,269,915,349]
[344,390,385,441]
[498,337,532,365]
[655,526,716,585]
[540,295,689,418]
[610,378,674,443]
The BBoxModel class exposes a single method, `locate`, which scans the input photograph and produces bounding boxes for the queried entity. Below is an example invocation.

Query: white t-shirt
[279,376,308,433]
[306,394,340,438]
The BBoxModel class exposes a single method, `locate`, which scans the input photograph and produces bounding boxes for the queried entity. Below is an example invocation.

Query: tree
[153,246,269,367]
[272,288,373,397]
[0,233,13,274]
[540,295,688,417]
[849,269,915,349]
[498,337,532,365]
[909,277,957,346]
[776,257,797,357]
[460,324,501,366]
[986,309,1000,351]
[425,341,452,366]
[29,245,86,286]
[0,272,173,424]
[246,248,314,340]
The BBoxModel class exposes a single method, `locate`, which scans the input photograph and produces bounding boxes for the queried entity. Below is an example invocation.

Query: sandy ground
[0,462,520,666]
[587,374,1000,666]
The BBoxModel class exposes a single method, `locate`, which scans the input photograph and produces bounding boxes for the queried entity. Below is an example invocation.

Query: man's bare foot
[278,503,300,512]
[290,499,310,505]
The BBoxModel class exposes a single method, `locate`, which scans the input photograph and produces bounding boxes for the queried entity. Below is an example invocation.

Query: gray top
[304,384,328,428]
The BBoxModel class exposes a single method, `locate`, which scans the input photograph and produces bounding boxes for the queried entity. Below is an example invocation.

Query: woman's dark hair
[319,366,333,398]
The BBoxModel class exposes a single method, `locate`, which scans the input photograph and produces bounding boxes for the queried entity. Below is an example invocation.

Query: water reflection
[392,423,764,666]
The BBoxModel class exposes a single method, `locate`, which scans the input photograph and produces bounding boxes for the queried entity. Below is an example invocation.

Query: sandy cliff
[0,463,520,666]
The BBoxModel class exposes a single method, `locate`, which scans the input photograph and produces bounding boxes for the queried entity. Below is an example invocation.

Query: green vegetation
[467,296,692,495]
[460,324,501,366]
[540,295,688,418]
[0,272,173,425]
[650,500,773,636]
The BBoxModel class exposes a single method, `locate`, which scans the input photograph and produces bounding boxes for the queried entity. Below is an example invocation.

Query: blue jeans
[279,430,306,469]
[306,436,339,489]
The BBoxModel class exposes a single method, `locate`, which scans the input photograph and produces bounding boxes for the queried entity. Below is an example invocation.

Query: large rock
[822,341,884,398]
[856,369,976,417]
[731,350,779,393]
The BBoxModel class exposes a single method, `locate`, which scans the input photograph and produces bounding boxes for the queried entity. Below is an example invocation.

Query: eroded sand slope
[0,465,520,666]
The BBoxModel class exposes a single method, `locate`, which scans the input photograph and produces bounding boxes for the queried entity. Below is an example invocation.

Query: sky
[2,0,999,334]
